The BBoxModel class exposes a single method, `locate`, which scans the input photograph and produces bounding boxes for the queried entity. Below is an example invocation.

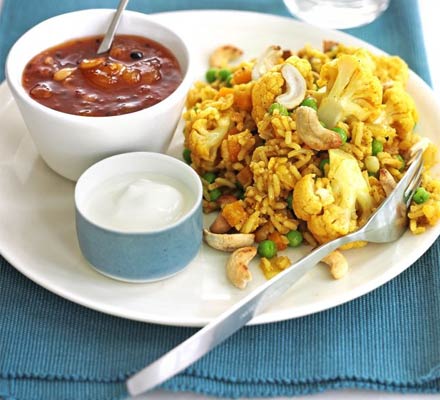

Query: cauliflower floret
[328,45,376,70]
[285,55,315,89]
[251,70,284,123]
[381,82,418,138]
[292,174,331,221]
[329,44,408,86]
[186,107,231,165]
[374,55,409,86]
[329,45,377,73]
[307,204,355,243]
[317,54,383,128]
[329,149,374,224]
[293,149,375,243]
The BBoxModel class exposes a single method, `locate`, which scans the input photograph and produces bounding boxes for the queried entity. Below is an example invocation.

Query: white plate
[1,10,440,327]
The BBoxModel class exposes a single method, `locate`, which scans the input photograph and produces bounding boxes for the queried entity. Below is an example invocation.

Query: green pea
[209,188,222,202]
[183,148,192,164]
[257,240,277,259]
[218,68,232,82]
[396,154,406,171]
[300,97,318,111]
[268,102,289,116]
[319,158,330,175]
[287,192,293,210]
[413,187,430,204]
[206,68,218,83]
[372,139,383,156]
[286,230,303,247]
[202,171,216,184]
[332,127,347,144]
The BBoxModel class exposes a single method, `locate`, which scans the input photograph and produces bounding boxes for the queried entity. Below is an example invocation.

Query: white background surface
[0,0,438,399]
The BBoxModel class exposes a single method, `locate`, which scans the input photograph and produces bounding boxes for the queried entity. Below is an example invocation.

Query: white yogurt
[84,171,193,232]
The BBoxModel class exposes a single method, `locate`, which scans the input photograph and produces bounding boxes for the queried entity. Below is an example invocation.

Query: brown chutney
[22,35,183,116]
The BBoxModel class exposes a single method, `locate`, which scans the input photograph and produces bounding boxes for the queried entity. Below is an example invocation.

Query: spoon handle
[126,233,357,397]
[97,0,130,54]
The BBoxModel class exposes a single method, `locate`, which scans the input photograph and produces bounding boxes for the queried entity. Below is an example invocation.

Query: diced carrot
[268,231,288,251]
[237,166,253,187]
[233,90,252,112]
[218,87,234,97]
[232,67,252,84]
[227,137,241,162]
[221,201,247,228]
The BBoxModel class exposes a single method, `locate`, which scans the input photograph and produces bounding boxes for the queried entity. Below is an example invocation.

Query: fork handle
[126,232,358,396]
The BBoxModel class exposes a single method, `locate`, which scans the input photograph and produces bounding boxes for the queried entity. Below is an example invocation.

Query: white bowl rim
[5,8,193,121]
[74,151,203,235]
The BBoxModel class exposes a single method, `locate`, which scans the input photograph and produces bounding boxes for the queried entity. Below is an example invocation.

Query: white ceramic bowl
[5,9,193,181]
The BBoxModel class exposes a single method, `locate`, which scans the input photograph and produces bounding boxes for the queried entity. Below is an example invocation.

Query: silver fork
[126,149,424,397]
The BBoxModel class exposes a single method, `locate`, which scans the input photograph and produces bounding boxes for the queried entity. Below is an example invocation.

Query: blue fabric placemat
[0,1,438,399]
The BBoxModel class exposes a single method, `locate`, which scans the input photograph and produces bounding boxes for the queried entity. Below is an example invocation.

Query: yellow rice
[182,42,440,274]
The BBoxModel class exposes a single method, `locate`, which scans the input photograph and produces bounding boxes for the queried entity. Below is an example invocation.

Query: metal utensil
[96,0,130,54]
[126,150,424,397]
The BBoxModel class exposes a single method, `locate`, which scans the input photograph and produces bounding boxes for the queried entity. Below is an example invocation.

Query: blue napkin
[1,1,439,399]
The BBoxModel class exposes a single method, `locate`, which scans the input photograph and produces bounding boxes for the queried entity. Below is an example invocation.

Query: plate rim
[1,9,440,327]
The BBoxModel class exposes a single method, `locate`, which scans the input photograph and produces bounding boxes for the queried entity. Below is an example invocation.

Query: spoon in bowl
[97,0,130,54]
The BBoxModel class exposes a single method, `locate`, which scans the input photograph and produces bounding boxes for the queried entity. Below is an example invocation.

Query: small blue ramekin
[74,152,203,282]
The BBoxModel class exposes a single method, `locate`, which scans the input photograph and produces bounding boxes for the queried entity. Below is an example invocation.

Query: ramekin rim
[74,151,203,236]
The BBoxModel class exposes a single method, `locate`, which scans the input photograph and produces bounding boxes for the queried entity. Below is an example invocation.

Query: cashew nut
[209,45,243,68]
[323,40,339,52]
[321,250,348,279]
[379,168,396,196]
[276,64,306,109]
[251,45,283,80]
[209,213,232,234]
[295,106,343,150]
[203,229,255,252]
[226,246,257,289]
